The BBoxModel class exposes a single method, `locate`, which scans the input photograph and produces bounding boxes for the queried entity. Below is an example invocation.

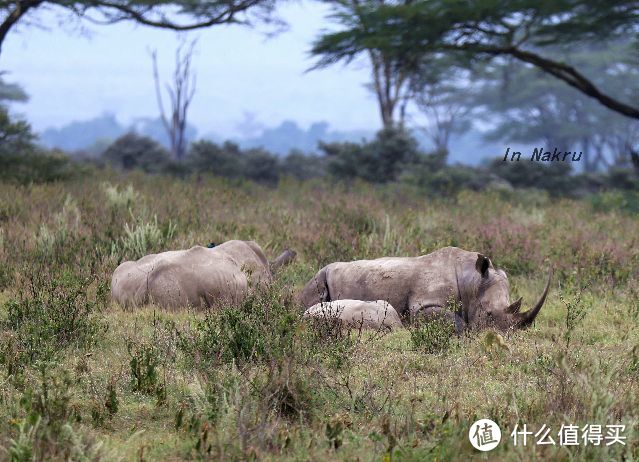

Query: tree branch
[89,0,264,29]
[446,43,639,119]
[0,0,44,54]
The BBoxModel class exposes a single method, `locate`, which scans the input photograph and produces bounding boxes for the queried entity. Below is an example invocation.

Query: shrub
[186,140,246,179]
[242,148,280,184]
[589,190,639,215]
[486,156,578,194]
[177,284,299,368]
[0,150,80,184]
[0,269,107,371]
[280,150,326,180]
[186,140,285,183]
[127,340,166,402]
[259,357,314,420]
[410,314,456,355]
[102,132,170,173]
[321,128,421,183]
[401,162,492,196]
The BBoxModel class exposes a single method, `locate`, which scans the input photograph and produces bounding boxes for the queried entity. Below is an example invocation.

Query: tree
[0,0,276,57]
[476,42,639,172]
[310,0,424,129]
[322,0,639,120]
[151,39,196,161]
[409,55,474,152]
[0,74,34,153]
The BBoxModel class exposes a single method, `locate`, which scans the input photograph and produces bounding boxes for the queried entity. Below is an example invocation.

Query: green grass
[0,173,637,461]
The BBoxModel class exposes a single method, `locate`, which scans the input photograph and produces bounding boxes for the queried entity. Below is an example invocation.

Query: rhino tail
[299,266,331,309]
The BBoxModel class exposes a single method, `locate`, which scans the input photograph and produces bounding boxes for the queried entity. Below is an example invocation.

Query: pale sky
[1,1,380,138]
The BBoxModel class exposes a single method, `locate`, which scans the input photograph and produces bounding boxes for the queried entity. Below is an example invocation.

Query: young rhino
[303,300,402,330]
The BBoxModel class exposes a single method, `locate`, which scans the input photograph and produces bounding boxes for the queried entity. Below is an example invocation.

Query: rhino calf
[300,246,551,332]
[111,240,295,309]
[303,300,402,330]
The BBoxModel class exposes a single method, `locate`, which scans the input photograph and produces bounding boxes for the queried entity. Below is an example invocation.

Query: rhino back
[303,299,402,329]
[111,241,271,309]
[323,247,481,316]
[210,240,271,285]
[326,258,418,314]
[146,251,249,309]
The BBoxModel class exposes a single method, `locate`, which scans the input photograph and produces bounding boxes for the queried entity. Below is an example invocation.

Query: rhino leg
[299,266,331,309]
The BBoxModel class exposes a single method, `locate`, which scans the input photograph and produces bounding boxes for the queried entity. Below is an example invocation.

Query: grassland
[0,173,638,461]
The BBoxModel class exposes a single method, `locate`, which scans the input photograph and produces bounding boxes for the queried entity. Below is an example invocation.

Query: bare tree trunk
[151,39,197,161]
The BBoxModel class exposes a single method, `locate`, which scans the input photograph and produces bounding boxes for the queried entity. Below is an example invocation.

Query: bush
[321,128,421,183]
[410,315,456,355]
[0,269,107,371]
[486,157,578,194]
[6,367,105,461]
[186,140,245,178]
[102,132,171,173]
[590,190,639,214]
[127,340,166,402]
[280,150,326,180]
[401,161,493,195]
[0,149,80,184]
[242,148,280,184]
[177,284,299,368]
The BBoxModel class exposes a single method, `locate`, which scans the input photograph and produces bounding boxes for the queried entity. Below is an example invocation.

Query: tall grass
[0,173,636,460]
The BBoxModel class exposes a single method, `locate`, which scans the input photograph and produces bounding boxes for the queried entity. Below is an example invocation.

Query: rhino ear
[506,297,523,314]
[475,254,490,277]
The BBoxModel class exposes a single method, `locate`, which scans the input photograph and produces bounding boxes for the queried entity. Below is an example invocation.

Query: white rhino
[300,246,551,332]
[303,299,402,330]
[111,240,295,309]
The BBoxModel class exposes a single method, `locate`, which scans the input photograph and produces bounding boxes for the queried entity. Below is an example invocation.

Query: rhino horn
[505,297,523,314]
[516,270,553,329]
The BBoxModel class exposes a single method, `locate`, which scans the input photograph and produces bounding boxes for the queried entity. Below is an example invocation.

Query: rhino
[303,300,402,330]
[111,240,296,309]
[299,246,551,332]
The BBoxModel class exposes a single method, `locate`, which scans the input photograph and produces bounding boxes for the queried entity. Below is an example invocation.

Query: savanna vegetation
[0,172,637,461]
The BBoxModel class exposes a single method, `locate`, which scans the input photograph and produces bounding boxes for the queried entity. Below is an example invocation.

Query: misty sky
[2,2,380,138]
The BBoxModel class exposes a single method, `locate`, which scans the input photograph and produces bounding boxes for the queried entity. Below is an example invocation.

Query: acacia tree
[151,39,196,161]
[0,0,276,56]
[310,0,423,129]
[321,0,639,120]
[409,55,474,152]
[474,42,639,172]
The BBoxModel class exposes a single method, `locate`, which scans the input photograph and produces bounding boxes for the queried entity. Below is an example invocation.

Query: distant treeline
[3,117,639,209]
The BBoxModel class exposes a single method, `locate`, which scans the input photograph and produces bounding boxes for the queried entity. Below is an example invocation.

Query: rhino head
[455,254,552,332]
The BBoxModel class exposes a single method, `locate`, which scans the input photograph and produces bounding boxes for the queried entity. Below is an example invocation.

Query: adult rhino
[299,246,551,332]
[112,240,295,309]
